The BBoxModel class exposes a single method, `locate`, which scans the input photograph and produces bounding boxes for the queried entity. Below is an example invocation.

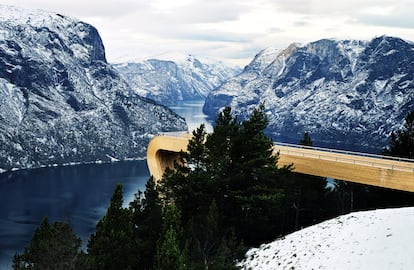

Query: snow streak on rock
[204,37,414,152]
[114,53,241,106]
[0,5,187,171]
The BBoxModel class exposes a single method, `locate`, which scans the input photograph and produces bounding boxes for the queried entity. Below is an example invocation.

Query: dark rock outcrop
[204,36,414,152]
[0,5,186,171]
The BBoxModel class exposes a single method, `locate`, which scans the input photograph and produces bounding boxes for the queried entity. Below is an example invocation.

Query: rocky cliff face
[204,36,414,152]
[114,54,240,106]
[0,5,186,171]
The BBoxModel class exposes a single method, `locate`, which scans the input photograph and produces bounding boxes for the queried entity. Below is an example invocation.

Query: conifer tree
[155,228,185,270]
[183,200,221,269]
[13,217,81,270]
[160,104,287,246]
[205,106,238,180]
[87,184,137,270]
[129,176,163,269]
[159,124,212,223]
[299,132,312,146]
[218,105,284,244]
[383,111,414,158]
[155,205,186,270]
[187,123,208,172]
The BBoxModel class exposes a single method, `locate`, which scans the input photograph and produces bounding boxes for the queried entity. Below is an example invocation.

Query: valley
[0,3,414,269]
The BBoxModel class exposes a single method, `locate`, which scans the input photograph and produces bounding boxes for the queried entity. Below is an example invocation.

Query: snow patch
[114,56,240,106]
[0,4,187,171]
[204,36,414,152]
[106,155,120,162]
[399,80,411,89]
[384,49,397,56]
[239,207,414,270]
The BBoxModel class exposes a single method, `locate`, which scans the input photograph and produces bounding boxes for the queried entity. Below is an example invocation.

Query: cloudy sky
[2,0,414,66]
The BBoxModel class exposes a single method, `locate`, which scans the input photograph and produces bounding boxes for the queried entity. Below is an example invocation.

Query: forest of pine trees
[13,107,414,270]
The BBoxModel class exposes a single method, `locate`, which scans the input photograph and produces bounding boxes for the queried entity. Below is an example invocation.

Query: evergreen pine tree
[154,205,186,270]
[299,132,312,146]
[383,111,414,158]
[87,184,137,270]
[205,107,238,180]
[129,176,163,269]
[187,123,208,172]
[13,217,81,270]
[220,104,285,245]
[174,105,287,245]
[207,230,243,270]
[183,200,222,269]
[159,124,212,223]
[155,228,185,270]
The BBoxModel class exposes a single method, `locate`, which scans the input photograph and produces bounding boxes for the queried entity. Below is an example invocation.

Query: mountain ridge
[0,5,187,171]
[204,36,414,152]
[114,54,241,106]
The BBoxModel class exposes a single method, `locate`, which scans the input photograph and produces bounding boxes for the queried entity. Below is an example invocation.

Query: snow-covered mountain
[239,207,414,269]
[114,53,241,106]
[203,37,414,152]
[0,5,186,171]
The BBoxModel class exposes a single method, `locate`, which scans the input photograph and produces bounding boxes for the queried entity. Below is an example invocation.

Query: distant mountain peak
[148,51,198,63]
[0,4,55,23]
[114,55,241,106]
[204,36,414,152]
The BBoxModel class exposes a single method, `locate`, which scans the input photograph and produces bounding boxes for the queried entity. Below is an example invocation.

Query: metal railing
[156,131,189,137]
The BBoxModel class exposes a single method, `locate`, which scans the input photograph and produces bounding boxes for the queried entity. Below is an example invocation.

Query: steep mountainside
[204,37,414,152]
[0,5,186,171]
[114,53,240,106]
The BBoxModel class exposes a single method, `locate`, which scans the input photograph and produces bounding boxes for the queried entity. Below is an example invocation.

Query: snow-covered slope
[114,53,241,106]
[0,5,186,171]
[204,37,414,152]
[239,207,414,269]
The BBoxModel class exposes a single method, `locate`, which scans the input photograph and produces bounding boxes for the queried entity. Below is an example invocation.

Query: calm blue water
[170,99,213,133]
[0,100,212,269]
[0,161,150,269]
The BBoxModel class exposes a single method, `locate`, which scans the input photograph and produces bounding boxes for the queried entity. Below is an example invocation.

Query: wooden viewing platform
[147,134,414,192]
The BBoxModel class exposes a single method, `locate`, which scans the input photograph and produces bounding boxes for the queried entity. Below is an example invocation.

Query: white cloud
[154,0,250,24]
[2,0,414,66]
[2,0,147,18]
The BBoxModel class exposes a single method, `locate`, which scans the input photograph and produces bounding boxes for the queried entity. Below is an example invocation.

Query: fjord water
[0,100,212,268]
[170,99,213,133]
[0,161,150,268]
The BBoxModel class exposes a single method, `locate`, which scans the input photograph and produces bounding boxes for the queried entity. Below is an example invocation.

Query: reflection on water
[0,161,149,268]
[170,99,213,133]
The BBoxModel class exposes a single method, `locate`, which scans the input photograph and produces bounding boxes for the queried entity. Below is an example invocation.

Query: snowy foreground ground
[239,207,414,269]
